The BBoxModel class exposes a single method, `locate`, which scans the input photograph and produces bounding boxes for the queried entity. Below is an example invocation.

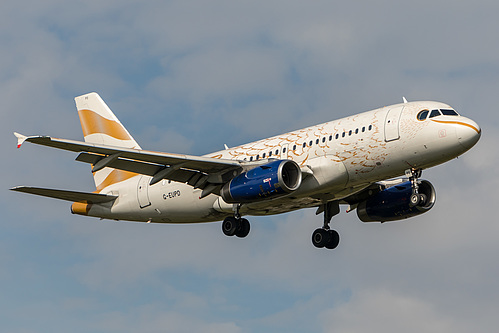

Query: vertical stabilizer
[75,92,140,191]
[75,92,141,149]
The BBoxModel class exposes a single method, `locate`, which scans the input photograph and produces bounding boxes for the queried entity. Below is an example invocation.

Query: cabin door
[384,106,404,142]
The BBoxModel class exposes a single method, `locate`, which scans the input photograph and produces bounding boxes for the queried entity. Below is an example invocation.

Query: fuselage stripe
[430,119,480,133]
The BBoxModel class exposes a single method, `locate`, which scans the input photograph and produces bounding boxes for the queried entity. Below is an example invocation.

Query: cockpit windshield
[417,108,459,121]
[429,109,441,118]
[417,110,429,121]
[440,109,459,116]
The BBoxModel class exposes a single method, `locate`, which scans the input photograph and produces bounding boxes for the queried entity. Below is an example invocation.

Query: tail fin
[75,92,141,149]
[75,92,140,191]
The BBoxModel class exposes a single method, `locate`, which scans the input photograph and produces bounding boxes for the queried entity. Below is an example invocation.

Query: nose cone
[457,118,481,150]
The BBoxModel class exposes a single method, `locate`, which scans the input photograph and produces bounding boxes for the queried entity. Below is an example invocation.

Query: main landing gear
[222,205,250,238]
[222,216,250,238]
[406,168,426,207]
[312,201,340,250]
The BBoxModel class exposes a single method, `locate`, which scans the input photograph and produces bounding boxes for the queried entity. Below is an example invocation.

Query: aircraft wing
[15,133,243,194]
[10,186,117,203]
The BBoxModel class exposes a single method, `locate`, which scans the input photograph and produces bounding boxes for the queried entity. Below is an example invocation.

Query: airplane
[11,92,481,250]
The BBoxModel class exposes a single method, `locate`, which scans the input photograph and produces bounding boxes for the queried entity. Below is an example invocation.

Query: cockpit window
[429,109,441,118]
[417,110,429,121]
[440,109,459,116]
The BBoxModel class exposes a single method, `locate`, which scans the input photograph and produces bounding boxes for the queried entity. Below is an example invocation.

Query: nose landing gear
[406,168,424,207]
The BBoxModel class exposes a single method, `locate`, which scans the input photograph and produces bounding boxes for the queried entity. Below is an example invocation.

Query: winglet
[14,132,28,148]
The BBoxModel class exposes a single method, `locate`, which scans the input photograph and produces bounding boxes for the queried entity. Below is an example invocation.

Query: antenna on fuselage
[403,97,408,103]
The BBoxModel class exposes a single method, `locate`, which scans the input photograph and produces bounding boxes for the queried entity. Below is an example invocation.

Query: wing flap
[17,134,241,174]
[10,186,117,203]
[75,152,210,186]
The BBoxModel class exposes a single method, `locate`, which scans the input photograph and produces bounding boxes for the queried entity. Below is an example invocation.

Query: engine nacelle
[221,160,302,203]
[356,180,436,222]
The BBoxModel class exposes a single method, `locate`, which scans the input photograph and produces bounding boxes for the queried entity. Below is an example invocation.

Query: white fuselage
[87,101,480,223]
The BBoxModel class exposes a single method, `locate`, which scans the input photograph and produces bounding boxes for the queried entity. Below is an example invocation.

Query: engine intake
[221,160,302,203]
[357,180,436,222]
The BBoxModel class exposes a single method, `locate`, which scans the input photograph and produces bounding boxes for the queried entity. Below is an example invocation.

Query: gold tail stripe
[96,169,139,192]
[78,109,132,141]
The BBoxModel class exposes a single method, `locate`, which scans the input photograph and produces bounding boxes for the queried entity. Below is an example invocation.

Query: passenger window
[293,145,297,150]
[429,109,441,118]
[250,156,253,161]
[440,109,459,116]
[329,135,332,141]
[322,137,326,143]
[348,130,352,136]
[362,127,365,132]
[355,128,359,134]
[303,142,306,148]
[256,155,260,160]
[276,149,279,155]
[335,134,339,139]
[342,132,346,137]
[309,140,313,146]
[262,153,266,158]
[316,139,319,144]
[268,151,272,157]
[417,110,429,121]
[368,125,372,131]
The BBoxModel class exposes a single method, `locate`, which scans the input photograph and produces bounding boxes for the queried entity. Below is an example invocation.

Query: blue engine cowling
[221,160,302,203]
[356,180,436,222]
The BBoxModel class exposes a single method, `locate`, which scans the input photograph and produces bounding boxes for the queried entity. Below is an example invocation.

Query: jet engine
[221,160,302,203]
[356,180,436,222]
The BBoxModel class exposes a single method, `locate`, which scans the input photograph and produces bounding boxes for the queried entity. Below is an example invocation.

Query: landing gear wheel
[235,218,250,238]
[419,194,427,206]
[312,228,328,248]
[222,216,251,238]
[324,230,340,250]
[312,229,340,249]
[222,216,239,236]
[410,193,420,207]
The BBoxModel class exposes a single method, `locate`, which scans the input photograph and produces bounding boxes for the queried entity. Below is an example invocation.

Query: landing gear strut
[222,204,250,238]
[312,201,340,250]
[406,168,426,207]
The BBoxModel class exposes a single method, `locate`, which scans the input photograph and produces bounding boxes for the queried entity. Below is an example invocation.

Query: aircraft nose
[456,118,481,150]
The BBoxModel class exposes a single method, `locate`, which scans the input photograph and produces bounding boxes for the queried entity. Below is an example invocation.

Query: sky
[1,0,498,332]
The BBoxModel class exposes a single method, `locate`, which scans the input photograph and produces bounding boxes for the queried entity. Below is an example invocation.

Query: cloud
[320,288,458,333]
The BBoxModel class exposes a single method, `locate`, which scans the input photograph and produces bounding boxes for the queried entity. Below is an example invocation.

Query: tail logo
[78,109,132,141]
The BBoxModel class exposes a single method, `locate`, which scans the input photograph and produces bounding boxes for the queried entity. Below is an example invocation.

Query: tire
[222,216,239,236]
[409,193,420,207]
[312,228,328,248]
[325,230,340,250]
[419,194,427,206]
[235,218,250,238]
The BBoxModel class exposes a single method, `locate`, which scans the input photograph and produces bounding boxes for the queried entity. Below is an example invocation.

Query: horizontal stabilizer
[14,132,28,148]
[10,186,117,203]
